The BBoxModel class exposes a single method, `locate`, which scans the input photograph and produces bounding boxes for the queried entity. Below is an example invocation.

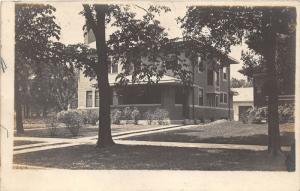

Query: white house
[232,87,254,121]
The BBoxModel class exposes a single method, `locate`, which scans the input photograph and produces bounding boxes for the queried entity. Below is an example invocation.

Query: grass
[15,124,159,139]
[13,121,294,170]
[123,121,295,146]
[14,140,44,146]
[13,144,289,170]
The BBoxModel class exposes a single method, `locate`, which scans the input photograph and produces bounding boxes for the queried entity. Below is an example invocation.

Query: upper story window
[108,57,118,74]
[166,55,179,68]
[86,91,93,107]
[197,56,204,72]
[207,69,214,85]
[223,67,227,80]
[216,70,220,86]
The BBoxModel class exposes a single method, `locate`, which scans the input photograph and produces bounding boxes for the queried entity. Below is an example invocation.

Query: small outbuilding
[232,87,254,121]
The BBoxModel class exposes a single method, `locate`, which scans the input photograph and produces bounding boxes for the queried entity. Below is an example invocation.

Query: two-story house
[77,37,238,122]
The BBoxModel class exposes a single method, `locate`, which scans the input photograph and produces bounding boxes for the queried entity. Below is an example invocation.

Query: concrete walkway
[14,124,194,154]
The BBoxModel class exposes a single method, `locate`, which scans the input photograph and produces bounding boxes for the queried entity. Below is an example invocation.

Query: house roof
[232,87,254,102]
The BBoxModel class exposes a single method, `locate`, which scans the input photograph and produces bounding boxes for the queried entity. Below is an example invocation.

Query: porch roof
[105,74,181,86]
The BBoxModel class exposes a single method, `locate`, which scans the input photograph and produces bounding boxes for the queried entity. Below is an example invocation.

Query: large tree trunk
[263,10,281,155]
[15,90,24,134]
[95,5,114,147]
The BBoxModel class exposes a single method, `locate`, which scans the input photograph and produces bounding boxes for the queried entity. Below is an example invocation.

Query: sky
[53,3,247,80]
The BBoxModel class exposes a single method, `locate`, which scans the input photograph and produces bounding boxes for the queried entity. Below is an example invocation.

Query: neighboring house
[232,87,254,121]
[77,38,239,122]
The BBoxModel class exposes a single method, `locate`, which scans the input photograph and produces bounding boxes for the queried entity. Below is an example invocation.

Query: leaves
[180,6,296,89]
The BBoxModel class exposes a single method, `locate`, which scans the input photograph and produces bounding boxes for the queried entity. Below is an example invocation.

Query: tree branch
[133,4,150,14]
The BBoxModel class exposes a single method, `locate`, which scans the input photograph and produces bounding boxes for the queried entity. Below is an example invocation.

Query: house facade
[77,39,238,122]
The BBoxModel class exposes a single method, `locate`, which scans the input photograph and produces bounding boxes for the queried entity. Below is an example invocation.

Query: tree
[80,4,172,147]
[30,42,82,115]
[179,6,296,155]
[15,4,61,134]
[231,77,253,88]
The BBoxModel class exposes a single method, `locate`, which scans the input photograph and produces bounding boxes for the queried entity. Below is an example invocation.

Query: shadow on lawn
[14,144,290,171]
[124,132,294,146]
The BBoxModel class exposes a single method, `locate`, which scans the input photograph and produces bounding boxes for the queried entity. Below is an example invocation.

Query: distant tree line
[230,78,253,88]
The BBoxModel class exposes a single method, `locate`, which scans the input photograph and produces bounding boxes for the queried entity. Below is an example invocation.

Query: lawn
[15,124,160,139]
[14,140,44,146]
[13,144,289,171]
[122,121,295,146]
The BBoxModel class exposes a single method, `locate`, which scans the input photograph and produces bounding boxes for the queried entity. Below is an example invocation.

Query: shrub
[131,107,141,125]
[80,109,98,125]
[44,114,58,137]
[243,104,294,124]
[111,109,122,125]
[278,104,294,123]
[144,110,154,125]
[153,108,169,125]
[123,107,132,120]
[242,107,267,124]
[57,110,83,136]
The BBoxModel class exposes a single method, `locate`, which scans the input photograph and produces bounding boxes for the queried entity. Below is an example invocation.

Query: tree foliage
[15,4,93,134]
[179,6,296,155]
[231,77,253,88]
[15,4,61,133]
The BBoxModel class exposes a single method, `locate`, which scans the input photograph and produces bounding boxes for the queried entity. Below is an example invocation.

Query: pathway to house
[14,123,291,155]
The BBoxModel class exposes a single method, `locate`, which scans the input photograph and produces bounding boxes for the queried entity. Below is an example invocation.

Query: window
[108,57,118,74]
[198,88,203,105]
[207,93,216,107]
[216,70,220,86]
[223,67,227,80]
[198,56,204,72]
[215,95,219,106]
[224,93,228,103]
[122,86,161,104]
[219,93,228,104]
[95,90,99,107]
[166,55,178,68]
[220,93,224,103]
[207,69,214,85]
[86,91,93,107]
